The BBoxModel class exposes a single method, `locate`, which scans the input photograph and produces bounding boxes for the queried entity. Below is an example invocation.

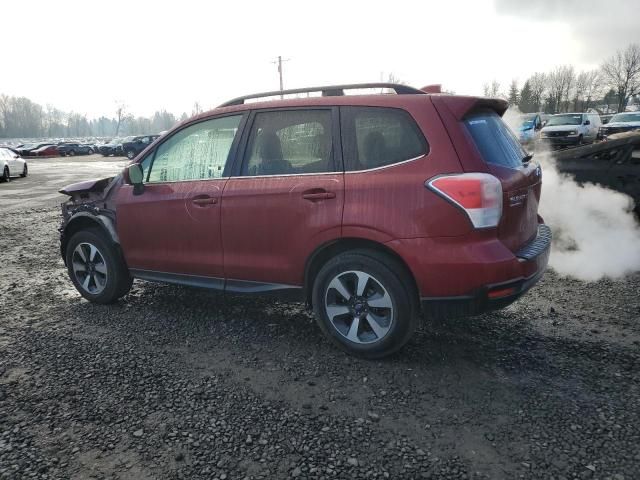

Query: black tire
[577,135,583,146]
[68,149,76,156]
[20,164,27,178]
[1,166,10,182]
[88,148,94,155]
[126,150,136,160]
[312,250,418,359]
[65,228,132,304]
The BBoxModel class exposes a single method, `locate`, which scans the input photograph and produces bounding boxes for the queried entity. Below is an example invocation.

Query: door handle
[191,196,218,206]
[302,191,336,201]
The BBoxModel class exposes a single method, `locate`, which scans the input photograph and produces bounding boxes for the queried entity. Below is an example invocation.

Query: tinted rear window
[341,107,428,171]
[465,111,526,168]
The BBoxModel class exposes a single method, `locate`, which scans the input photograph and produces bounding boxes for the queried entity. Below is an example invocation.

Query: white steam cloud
[503,107,640,281]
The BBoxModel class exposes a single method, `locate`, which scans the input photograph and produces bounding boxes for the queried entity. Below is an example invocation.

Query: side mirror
[127,163,144,195]
[584,120,591,125]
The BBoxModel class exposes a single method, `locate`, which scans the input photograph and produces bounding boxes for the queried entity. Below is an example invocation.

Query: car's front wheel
[126,150,136,160]
[1,166,10,182]
[65,228,132,304]
[312,250,418,358]
[20,164,27,177]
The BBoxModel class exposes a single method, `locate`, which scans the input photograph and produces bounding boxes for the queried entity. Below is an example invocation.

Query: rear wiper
[522,154,533,164]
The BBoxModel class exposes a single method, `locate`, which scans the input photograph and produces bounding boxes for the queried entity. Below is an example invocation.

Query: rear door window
[465,111,527,168]
[242,109,335,176]
[341,107,427,171]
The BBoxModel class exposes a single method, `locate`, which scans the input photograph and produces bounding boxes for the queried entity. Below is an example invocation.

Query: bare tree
[507,79,519,106]
[601,43,640,112]
[547,65,575,113]
[528,73,547,112]
[482,79,501,98]
[114,102,127,137]
[582,70,602,111]
[192,101,203,116]
[573,71,588,111]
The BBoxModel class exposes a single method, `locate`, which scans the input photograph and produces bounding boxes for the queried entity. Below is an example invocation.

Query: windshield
[517,114,538,129]
[610,113,640,123]
[546,114,583,126]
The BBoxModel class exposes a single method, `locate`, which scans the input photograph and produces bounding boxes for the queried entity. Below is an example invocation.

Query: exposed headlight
[568,130,578,135]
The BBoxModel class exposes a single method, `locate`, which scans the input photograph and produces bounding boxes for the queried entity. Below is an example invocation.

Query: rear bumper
[387,224,551,319]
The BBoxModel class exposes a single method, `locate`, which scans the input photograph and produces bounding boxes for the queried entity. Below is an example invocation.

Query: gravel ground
[1,159,639,479]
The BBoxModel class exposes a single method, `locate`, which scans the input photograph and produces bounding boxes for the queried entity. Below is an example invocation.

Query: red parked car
[32,145,59,157]
[59,83,550,358]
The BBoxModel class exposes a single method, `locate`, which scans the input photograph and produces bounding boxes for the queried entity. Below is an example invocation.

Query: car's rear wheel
[65,228,132,304]
[68,150,76,156]
[312,250,418,358]
[20,164,27,177]
[2,166,10,182]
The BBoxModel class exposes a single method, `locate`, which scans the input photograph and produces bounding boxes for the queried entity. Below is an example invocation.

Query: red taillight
[427,173,503,228]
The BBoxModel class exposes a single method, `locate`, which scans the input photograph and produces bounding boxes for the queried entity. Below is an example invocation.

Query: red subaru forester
[59,83,550,358]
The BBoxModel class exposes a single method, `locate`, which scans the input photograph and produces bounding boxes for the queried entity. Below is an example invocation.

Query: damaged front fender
[59,175,124,264]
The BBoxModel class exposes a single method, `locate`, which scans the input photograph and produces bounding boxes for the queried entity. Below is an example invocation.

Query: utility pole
[272,56,290,98]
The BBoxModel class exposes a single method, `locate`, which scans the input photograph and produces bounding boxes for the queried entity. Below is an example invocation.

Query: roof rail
[218,83,426,107]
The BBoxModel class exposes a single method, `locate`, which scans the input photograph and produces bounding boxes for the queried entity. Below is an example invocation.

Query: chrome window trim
[344,154,426,174]
[144,176,229,185]
[226,154,426,179]
[230,170,341,180]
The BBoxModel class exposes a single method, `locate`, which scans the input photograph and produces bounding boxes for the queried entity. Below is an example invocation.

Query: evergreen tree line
[485,43,640,114]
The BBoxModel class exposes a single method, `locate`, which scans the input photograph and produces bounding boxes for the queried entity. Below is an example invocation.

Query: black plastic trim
[129,269,303,300]
[218,83,426,107]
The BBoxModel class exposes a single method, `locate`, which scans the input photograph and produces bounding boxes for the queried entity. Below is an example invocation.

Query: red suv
[59,83,550,358]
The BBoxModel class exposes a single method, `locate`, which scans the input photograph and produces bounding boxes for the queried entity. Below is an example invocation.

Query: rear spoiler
[431,96,509,120]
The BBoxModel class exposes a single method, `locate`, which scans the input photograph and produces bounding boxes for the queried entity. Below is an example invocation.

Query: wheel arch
[304,237,420,309]
[60,213,120,265]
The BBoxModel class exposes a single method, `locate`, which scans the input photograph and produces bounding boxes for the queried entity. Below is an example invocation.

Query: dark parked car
[598,112,640,139]
[121,135,160,160]
[58,83,550,358]
[98,138,125,156]
[58,143,95,156]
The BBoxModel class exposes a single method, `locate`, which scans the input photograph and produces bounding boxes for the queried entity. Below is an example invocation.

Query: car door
[114,114,247,282]
[221,108,344,289]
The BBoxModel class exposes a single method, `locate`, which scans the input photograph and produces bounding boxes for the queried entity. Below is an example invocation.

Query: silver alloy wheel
[71,242,108,295]
[324,270,394,344]
[127,150,135,160]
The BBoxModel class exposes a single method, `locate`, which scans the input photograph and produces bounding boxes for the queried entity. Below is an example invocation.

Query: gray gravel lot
[1,156,639,479]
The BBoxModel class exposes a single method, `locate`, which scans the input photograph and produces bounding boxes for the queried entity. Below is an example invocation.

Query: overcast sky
[4,0,639,118]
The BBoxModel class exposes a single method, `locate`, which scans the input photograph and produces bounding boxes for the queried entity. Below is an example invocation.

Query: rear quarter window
[465,111,526,169]
[341,107,428,171]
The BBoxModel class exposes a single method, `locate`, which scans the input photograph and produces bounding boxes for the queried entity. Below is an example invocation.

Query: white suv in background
[541,112,601,147]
